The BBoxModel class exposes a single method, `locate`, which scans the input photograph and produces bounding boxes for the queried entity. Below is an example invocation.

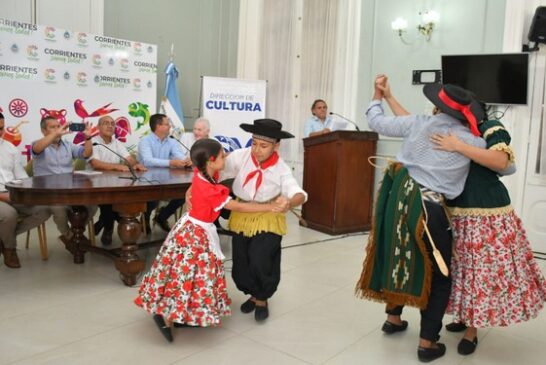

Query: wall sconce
[417,10,440,41]
[391,10,440,43]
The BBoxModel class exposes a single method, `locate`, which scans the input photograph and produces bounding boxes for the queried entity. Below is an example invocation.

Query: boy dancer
[222,119,307,321]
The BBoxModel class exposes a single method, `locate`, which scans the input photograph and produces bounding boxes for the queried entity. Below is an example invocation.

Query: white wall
[0,0,32,23]
[104,0,240,125]
[1,0,104,34]
[356,0,507,189]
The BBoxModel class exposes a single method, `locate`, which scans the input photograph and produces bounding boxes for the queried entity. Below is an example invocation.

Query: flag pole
[169,43,174,62]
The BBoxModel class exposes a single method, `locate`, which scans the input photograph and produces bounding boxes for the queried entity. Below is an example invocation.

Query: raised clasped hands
[429,129,461,152]
[374,74,392,99]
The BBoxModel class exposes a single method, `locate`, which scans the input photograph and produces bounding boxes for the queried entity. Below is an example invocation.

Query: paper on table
[330,121,348,132]
[74,170,102,176]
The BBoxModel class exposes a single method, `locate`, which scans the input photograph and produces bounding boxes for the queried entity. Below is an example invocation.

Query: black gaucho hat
[423,83,484,136]
[240,118,294,141]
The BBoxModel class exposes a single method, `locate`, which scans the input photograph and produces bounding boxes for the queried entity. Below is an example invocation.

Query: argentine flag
[161,61,185,137]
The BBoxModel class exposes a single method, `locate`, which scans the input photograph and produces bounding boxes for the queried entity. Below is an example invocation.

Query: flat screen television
[441,53,529,105]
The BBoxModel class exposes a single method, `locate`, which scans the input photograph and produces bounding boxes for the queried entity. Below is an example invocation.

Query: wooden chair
[23,160,49,260]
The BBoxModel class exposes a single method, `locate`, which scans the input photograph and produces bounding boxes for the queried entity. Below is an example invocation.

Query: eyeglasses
[100,122,116,127]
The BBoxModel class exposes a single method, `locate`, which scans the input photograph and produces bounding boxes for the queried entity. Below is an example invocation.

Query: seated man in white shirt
[89,116,146,245]
[175,117,211,167]
[181,117,210,151]
[0,113,50,268]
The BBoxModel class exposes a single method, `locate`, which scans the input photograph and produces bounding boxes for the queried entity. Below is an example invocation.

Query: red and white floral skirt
[134,220,231,327]
[447,210,546,328]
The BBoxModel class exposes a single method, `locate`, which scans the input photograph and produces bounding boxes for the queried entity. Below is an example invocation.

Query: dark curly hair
[190,138,223,184]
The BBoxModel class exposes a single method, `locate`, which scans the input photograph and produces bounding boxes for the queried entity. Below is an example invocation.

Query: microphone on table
[329,112,361,131]
[169,135,190,168]
[92,142,139,181]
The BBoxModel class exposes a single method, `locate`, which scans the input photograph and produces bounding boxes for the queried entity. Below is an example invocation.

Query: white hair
[194,117,210,130]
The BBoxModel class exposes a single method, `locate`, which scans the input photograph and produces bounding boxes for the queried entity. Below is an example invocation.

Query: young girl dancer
[135,138,282,342]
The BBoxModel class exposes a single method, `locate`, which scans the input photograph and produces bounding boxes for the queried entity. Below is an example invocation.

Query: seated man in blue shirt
[138,113,190,233]
[32,116,96,244]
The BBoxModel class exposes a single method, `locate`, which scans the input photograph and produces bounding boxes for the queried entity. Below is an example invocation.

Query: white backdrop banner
[0,18,157,163]
[201,76,266,151]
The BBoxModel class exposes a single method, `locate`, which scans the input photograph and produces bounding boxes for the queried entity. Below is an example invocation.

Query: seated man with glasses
[138,113,190,233]
[89,116,147,245]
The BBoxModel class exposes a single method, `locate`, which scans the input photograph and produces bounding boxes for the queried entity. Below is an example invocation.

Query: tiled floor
[1,214,546,364]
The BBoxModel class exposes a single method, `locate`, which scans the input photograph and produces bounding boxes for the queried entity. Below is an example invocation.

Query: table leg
[66,205,89,264]
[113,203,145,286]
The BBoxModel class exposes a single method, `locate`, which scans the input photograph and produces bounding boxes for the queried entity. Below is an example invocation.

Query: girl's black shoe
[153,314,173,342]
[445,322,467,332]
[457,337,478,355]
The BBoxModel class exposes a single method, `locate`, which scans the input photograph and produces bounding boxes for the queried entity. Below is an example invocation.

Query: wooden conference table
[6,168,192,286]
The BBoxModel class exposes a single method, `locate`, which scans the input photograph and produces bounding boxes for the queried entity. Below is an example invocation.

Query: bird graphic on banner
[74,99,119,120]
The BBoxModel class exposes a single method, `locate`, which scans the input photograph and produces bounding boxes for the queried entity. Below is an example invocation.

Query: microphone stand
[169,135,191,153]
[329,112,361,131]
[92,142,140,181]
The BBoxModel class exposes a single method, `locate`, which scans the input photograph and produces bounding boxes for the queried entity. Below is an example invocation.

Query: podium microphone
[329,112,360,131]
[169,135,191,153]
[92,142,139,181]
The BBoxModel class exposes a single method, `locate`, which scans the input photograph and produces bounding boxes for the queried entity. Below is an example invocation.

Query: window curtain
[259,0,342,181]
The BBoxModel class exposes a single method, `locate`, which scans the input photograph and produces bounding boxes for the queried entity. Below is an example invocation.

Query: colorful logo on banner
[77,32,88,46]
[2,120,28,146]
[133,78,141,90]
[44,68,56,82]
[44,26,56,41]
[40,108,67,125]
[128,101,150,130]
[133,42,142,55]
[63,31,71,40]
[77,72,87,86]
[92,54,102,68]
[9,98,28,118]
[120,58,129,71]
[26,45,39,60]
[74,99,118,121]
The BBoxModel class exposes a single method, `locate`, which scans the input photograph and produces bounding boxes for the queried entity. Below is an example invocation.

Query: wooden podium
[302,131,378,234]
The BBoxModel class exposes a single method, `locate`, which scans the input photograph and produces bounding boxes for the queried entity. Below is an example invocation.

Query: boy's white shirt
[220,147,307,203]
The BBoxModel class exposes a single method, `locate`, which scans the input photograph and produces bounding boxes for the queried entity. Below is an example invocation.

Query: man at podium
[303,99,333,137]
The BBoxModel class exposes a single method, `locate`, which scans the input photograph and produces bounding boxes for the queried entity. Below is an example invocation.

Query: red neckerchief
[242,152,279,197]
[438,89,480,136]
